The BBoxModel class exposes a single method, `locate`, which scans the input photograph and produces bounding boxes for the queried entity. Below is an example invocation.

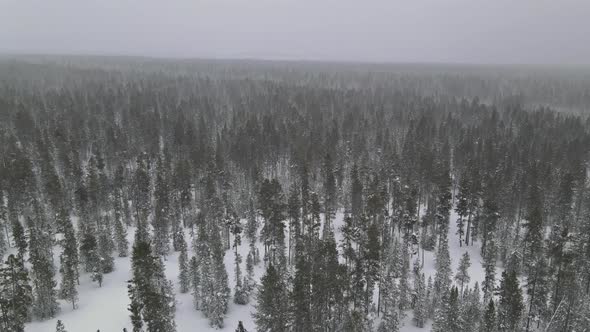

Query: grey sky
[2,0,589,65]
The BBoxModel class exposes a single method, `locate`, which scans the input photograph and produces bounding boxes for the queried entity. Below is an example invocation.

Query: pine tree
[433,233,452,311]
[398,250,410,312]
[81,231,103,287]
[497,271,523,332]
[59,209,79,309]
[525,255,549,331]
[128,236,176,332]
[482,239,497,305]
[28,216,60,319]
[235,321,247,332]
[98,217,115,274]
[426,275,434,319]
[0,192,6,259]
[291,241,312,332]
[455,252,471,295]
[132,153,151,238]
[232,219,247,305]
[433,286,462,332]
[189,256,201,310]
[0,254,33,331]
[287,184,300,264]
[462,283,482,332]
[378,279,400,332]
[206,222,231,327]
[253,264,289,332]
[483,300,497,332]
[12,219,27,262]
[413,272,427,327]
[178,232,190,294]
[55,320,67,332]
[455,172,471,246]
[523,167,544,271]
[153,157,171,256]
[113,208,129,257]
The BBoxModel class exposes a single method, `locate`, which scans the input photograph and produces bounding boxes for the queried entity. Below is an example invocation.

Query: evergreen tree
[235,321,247,332]
[28,217,60,319]
[178,232,190,294]
[55,320,67,332]
[81,231,103,287]
[413,272,427,327]
[433,233,452,311]
[127,237,176,332]
[482,239,497,305]
[433,286,462,332]
[189,256,201,310]
[483,300,497,332]
[253,264,289,332]
[98,217,115,274]
[497,271,523,332]
[525,255,550,331]
[153,158,171,256]
[455,171,471,246]
[462,283,482,332]
[113,209,129,257]
[426,276,434,319]
[523,167,544,271]
[232,219,247,305]
[0,254,33,331]
[379,278,400,332]
[59,209,79,309]
[291,241,312,332]
[455,252,471,295]
[12,219,27,262]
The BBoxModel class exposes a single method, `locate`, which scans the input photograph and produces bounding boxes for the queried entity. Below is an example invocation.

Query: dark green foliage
[254,264,289,332]
[497,271,524,332]
[0,255,33,331]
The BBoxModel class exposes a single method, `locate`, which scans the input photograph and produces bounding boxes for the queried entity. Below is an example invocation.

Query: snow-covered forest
[0,57,589,332]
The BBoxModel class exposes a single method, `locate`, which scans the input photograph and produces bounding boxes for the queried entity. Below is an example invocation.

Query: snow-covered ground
[24,208,491,332]
[25,225,268,332]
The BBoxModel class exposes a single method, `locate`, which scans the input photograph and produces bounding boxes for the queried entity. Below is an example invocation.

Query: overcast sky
[2,0,589,65]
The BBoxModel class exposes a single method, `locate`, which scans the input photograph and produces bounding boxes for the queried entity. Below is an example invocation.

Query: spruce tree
[433,232,452,311]
[189,256,201,310]
[433,286,462,332]
[55,320,67,332]
[128,236,176,332]
[291,241,312,332]
[12,219,27,262]
[59,209,79,309]
[98,216,115,274]
[153,158,171,256]
[0,254,33,331]
[497,271,523,332]
[113,208,129,257]
[232,218,247,304]
[378,280,400,332]
[178,232,190,294]
[462,283,482,332]
[413,272,427,327]
[28,216,60,319]
[253,264,289,332]
[483,299,497,332]
[81,231,103,287]
[482,239,497,305]
[455,252,471,295]
[235,321,247,332]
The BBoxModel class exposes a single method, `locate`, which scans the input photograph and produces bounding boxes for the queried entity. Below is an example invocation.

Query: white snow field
[24,209,488,332]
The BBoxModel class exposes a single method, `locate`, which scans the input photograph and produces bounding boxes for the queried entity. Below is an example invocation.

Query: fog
[2,0,589,65]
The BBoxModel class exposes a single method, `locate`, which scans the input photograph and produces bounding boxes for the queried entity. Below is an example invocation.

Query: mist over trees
[0,56,589,331]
